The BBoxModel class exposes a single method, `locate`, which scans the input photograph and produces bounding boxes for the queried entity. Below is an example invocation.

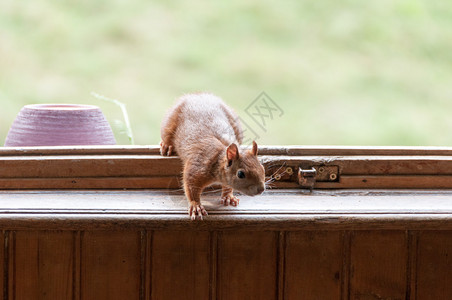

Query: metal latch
[266,164,339,191]
[298,167,317,191]
[298,165,339,190]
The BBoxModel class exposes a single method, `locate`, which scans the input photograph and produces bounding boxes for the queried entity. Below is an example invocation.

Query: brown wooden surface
[217,231,278,300]
[349,231,408,300]
[275,176,452,189]
[0,231,3,300]
[151,231,210,300]
[416,231,452,299]
[2,142,452,299]
[8,231,74,300]
[0,145,161,156]
[0,227,452,298]
[0,188,451,298]
[3,145,452,156]
[260,146,452,156]
[324,175,452,189]
[0,176,180,189]
[3,174,452,189]
[284,231,343,299]
[2,229,452,299]
[2,189,452,214]
[81,231,141,300]
[2,146,452,189]
[0,190,452,230]
[0,155,181,178]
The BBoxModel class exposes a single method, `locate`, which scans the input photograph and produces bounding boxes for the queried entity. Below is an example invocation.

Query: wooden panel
[0,176,180,189]
[2,145,452,157]
[9,231,75,300]
[0,231,4,299]
[284,231,343,299]
[417,231,452,299]
[0,145,161,156]
[217,231,278,300]
[262,156,452,176]
[2,146,452,190]
[277,175,452,189]
[4,189,452,215]
[0,155,181,178]
[259,145,452,156]
[2,190,452,231]
[81,231,141,300]
[332,175,452,189]
[151,231,210,300]
[7,174,452,190]
[349,231,407,300]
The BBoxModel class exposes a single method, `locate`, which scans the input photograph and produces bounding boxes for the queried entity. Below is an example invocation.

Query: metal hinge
[298,165,339,190]
[267,164,339,191]
[298,167,317,191]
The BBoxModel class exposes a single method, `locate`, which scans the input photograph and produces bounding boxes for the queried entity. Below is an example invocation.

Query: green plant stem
[91,92,135,145]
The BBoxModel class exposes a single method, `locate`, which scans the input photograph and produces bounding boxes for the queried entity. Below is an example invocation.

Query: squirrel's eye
[237,170,246,179]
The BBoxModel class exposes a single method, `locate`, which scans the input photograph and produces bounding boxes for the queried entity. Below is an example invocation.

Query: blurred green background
[1,0,452,146]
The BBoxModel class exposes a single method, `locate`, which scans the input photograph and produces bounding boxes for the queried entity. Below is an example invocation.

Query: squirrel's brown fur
[160,93,265,220]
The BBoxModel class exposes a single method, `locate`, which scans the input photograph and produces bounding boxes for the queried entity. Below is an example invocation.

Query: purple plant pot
[4,104,117,146]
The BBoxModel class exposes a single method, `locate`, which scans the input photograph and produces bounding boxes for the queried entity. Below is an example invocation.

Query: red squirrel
[160,93,265,220]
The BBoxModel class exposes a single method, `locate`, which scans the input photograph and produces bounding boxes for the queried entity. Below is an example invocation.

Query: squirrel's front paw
[220,194,240,206]
[160,141,174,156]
[189,202,208,221]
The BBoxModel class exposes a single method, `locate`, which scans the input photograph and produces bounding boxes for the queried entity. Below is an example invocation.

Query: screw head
[286,167,293,175]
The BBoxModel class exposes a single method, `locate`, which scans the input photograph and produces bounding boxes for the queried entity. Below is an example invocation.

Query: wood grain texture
[0,190,452,231]
[407,231,417,300]
[151,231,210,300]
[0,176,180,189]
[261,155,452,175]
[1,184,452,299]
[416,231,452,299]
[0,228,452,299]
[2,146,452,190]
[333,175,452,189]
[4,189,452,214]
[284,231,343,299]
[143,231,152,300]
[0,155,182,178]
[217,231,278,300]
[2,213,452,231]
[258,145,452,156]
[0,145,160,156]
[2,145,452,157]
[9,231,74,300]
[0,231,4,300]
[81,231,141,300]
[277,232,285,300]
[349,231,407,300]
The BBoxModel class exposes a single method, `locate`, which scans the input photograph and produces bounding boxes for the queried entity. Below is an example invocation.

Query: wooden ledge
[0,189,452,230]
[2,145,452,156]
[2,145,452,189]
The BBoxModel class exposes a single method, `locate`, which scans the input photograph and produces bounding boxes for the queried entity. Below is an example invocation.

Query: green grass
[1,0,452,146]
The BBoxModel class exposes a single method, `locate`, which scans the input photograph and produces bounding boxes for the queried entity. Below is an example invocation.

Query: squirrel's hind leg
[159,141,174,156]
[160,102,185,156]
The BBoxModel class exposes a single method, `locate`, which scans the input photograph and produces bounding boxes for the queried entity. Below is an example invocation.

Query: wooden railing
[1,145,452,189]
[1,146,452,299]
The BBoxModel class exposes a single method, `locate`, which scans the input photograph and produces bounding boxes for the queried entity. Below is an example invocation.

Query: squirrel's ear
[227,143,239,161]
[251,141,258,156]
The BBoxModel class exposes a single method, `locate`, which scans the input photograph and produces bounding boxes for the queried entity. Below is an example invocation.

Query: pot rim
[23,104,99,111]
